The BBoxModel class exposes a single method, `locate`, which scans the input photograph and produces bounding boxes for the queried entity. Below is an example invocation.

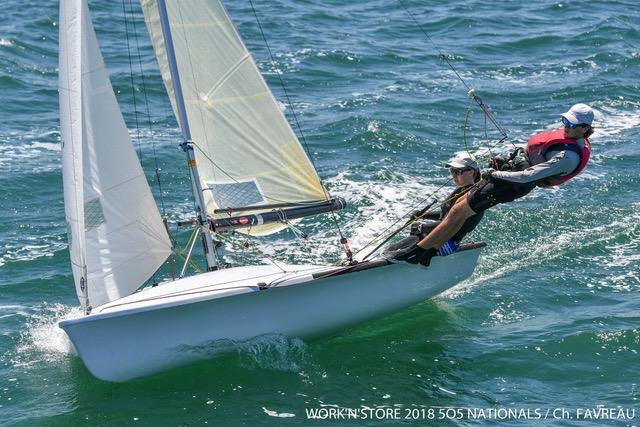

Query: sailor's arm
[491,150,580,184]
[411,209,440,221]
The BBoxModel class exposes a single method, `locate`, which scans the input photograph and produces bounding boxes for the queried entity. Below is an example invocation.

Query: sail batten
[59,0,172,309]
[141,0,327,235]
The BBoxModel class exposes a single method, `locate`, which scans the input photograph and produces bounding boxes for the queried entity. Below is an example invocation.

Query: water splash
[14,304,81,366]
[237,335,308,372]
[176,333,308,373]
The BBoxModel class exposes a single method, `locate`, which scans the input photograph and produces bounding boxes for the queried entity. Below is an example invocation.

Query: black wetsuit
[467,150,536,214]
[423,185,484,243]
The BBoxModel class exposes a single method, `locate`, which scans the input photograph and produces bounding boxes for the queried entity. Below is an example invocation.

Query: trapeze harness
[501,128,591,186]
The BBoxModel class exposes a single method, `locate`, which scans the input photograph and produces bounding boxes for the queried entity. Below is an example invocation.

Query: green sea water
[1,0,639,425]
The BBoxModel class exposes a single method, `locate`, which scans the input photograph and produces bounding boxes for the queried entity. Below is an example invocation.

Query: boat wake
[445,202,640,300]
[176,334,308,373]
[237,335,308,372]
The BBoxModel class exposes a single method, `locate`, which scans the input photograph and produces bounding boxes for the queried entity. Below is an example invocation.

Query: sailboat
[57,0,486,382]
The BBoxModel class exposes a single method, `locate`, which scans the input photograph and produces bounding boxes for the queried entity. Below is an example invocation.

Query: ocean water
[1,0,639,425]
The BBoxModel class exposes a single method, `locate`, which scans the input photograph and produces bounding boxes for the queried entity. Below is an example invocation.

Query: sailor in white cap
[393,154,484,264]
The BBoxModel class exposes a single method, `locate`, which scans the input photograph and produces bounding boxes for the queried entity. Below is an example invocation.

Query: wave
[177,333,308,373]
[445,201,640,314]
[0,233,67,268]
[0,130,62,174]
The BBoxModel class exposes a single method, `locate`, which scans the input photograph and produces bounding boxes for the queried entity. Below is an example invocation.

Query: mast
[156,0,218,271]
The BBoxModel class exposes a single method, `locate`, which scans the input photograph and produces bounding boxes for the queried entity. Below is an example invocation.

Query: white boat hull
[59,245,483,381]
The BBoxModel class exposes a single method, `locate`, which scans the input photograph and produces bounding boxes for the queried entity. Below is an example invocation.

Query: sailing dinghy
[57,0,486,382]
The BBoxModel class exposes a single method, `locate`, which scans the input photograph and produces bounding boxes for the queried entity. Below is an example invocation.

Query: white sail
[141,0,327,235]
[59,0,172,309]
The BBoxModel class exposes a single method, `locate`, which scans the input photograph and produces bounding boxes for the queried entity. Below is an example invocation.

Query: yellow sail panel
[141,0,327,235]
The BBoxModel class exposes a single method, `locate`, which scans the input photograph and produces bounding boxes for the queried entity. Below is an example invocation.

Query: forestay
[59,0,172,310]
[140,0,327,235]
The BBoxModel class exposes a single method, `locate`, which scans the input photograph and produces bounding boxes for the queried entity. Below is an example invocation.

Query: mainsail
[141,0,327,235]
[59,0,172,309]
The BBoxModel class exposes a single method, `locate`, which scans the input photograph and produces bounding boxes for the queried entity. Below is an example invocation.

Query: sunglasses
[562,117,589,129]
[451,168,472,175]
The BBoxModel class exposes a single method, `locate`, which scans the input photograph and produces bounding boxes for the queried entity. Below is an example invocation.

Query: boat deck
[94,263,331,315]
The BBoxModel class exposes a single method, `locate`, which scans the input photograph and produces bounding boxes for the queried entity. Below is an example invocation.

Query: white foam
[590,103,640,138]
[0,132,62,172]
[0,38,13,47]
[247,170,447,264]
[236,334,307,372]
[0,237,67,267]
[262,407,296,418]
[15,304,81,366]
[485,67,561,86]
[259,47,316,74]
[446,205,640,298]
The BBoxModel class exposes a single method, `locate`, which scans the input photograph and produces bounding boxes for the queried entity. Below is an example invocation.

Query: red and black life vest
[525,128,591,186]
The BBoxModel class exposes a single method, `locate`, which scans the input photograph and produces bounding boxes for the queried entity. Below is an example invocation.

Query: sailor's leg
[417,196,476,250]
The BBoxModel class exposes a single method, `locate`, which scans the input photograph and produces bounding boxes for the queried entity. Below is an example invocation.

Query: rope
[121,1,143,160]
[127,0,167,216]
[397,0,508,139]
[122,1,175,285]
[343,2,527,259]
[352,124,522,261]
[214,229,287,274]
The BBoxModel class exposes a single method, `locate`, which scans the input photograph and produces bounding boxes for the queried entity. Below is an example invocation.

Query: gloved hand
[393,245,436,266]
[481,169,495,181]
[489,156,509,171]
[436,239,460,256]
[410,210,423,220]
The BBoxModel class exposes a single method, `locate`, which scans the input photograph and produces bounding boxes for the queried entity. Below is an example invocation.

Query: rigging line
[347,118,517,261]
[168,3,224,269]
[128,0,167,215]
[352,181,452,261]
[121,0,143,161]
[123,0,161,285]
[353,134,510,259]
[247,0,320,189]
[248,0,347,242]
[346,174,454,259]
[462,98,475,159]
[214,230,287,274]
[343,152,476,249]
[396,0,508,138]
[344,124,514,261]
[357,175,484,262]
[353,130,516,259]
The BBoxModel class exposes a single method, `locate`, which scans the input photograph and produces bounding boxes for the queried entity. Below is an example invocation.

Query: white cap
[445,154,478,170]
[561,103,594,125]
